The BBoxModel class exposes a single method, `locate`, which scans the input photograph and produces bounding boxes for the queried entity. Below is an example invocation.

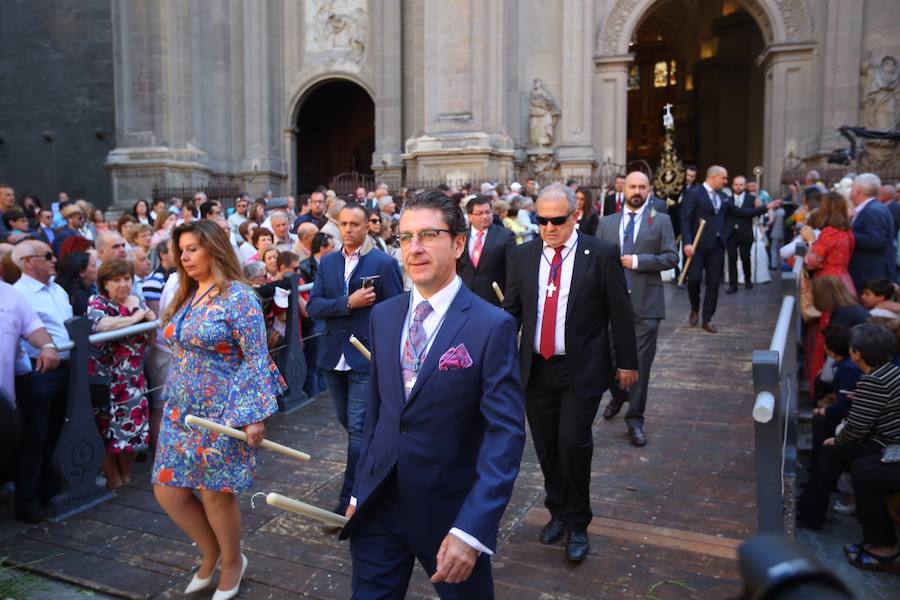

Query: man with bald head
[96,230,127,263]
[680,166,777,332]
[597,172,678,446]
[293,221,320,261]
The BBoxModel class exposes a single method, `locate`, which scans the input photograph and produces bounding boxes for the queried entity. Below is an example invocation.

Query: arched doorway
[295,79,374,193]
[627,1,765,178]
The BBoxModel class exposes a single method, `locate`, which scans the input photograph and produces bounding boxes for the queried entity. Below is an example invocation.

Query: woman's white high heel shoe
[183,556,221,594]
[212,553,248,600]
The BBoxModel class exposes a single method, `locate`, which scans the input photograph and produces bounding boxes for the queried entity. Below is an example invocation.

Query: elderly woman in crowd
[261,246,280,282]
[55,250,98,316]
[246,227,275,263]
[128,223,153,254]
[798,322,900,574]
[116,214,137,249]
[495,199,527,244]
[91,208,109,234]
[153,220,284,598]
[237,220,259,264]
[87,259,155,490]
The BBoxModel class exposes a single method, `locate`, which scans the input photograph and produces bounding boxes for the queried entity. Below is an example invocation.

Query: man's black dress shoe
[689,311,699,327]
[603,399,623,420]
[628,425,647,447]
[725,286,738,294]
[539,517,566,545]
[14,507,48,524]
[566,530,590,562]
[746,283,754,290]
[702,322,718,334]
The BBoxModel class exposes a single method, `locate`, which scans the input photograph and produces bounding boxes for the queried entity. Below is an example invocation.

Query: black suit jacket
[680,186,765,250]
[603,193,622,217]
[725,193,757,243]
[457,223,516,307]
[503,233,638,398]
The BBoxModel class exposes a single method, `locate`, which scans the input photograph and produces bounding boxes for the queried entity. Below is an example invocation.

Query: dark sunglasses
[536,213,572,226]
[369,218,382,224]
[26,251,55,261]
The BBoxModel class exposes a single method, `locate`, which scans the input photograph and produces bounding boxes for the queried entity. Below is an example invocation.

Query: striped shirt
[837,362,900,447]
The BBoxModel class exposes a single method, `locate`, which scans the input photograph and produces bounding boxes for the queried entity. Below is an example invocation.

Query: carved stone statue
[860,52,898,132]
[527,152,556,177]
[528,79,560,148]
[309,0,367,64]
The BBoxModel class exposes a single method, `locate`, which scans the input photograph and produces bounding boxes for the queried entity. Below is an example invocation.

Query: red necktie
[539,247,564,360]
[471,230,485,267]
[616,194,623,213]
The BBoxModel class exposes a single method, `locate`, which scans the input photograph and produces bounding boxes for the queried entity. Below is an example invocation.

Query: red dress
[804,227,856,393]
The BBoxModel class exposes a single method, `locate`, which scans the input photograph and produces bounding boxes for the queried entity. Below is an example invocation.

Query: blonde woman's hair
[162,219,246,324]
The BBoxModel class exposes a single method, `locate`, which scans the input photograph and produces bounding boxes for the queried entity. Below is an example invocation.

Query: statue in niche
[310,0,367,64]
[860,52,898,132]
[528,152,557,178]
[528,79,560,147]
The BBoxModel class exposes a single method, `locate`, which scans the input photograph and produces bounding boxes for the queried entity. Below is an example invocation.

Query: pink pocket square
[438,343,474,371]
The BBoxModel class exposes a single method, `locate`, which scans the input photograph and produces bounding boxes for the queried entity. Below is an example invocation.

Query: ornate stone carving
[860,52,898,132]
[528,79,560,148]
[307,0,367,65]
[597,0,813,55]
[527,151,557,177]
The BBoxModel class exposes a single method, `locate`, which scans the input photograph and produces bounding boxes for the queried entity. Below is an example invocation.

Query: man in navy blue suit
[307,203,404,516]
[849,173,897,292]
[340,189,525,599]
[680,165,778,332]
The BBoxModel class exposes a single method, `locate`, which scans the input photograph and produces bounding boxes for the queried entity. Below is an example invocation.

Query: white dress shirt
[703,182,721,212]
[618,200,647,269]
[13,273,73,359]
[534,228,578,356]
[734,192,746,208]
[333,247,361,371]
[0,281,44,405]
[350,276,492,555]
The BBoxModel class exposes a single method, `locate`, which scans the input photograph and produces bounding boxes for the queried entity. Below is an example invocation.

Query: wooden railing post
[49,317,112,521]
[276,274,310,413]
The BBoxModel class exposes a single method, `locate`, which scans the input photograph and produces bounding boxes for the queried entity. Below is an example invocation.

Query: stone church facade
[1,0,897,207]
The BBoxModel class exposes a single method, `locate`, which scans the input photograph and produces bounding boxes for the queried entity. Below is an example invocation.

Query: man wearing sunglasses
[504,183,638,563]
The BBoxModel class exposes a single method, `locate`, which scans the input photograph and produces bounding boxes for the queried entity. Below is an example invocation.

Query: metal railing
[751,265,802,534]
[48,277,313,521]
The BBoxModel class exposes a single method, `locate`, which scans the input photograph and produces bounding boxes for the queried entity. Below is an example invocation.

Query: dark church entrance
[296,79,375,194]
[627,0,765,177]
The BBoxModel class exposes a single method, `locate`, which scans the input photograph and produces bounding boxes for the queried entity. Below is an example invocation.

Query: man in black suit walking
[504,183,638,562]
[456,196,516,306]
[680,166,778,333]
[603,174,626,217]
[725,175,757,294]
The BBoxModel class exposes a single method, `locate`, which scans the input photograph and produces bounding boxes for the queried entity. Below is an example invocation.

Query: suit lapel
[635,207,653,245]
[565,233,589,317]
[404,286,472,407]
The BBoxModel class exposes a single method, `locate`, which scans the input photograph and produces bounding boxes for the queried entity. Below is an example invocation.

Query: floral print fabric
[151,282,285,492]
[87,294,151,453]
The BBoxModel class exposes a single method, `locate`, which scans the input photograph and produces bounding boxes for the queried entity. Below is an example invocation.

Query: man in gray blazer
[596,171,678,446]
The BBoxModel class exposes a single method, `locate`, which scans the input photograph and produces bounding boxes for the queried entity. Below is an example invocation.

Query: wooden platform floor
[0,279,786,599]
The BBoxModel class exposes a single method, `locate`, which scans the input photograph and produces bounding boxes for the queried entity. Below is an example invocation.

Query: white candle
[265,493,349,528]
[184,415,311,462]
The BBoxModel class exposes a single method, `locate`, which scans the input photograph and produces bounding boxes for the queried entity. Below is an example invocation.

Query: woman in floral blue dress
[152,220,285,599]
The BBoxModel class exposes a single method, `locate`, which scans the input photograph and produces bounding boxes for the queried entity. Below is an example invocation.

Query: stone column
[404,0,514,181]
[556,0,596,177]
[592,55,632,170]
[106,0,210,206]
[372,0,403,184]
[240,1,286,196]
[760,44,816,192]
[819,0,864,150]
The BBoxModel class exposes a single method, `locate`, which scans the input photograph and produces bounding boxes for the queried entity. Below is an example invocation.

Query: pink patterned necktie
[471,231,485,267]
[401,300,434,398]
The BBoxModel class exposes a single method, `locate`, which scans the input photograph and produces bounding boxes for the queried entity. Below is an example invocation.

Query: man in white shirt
[11,240,72,523]
[227,195,249,243]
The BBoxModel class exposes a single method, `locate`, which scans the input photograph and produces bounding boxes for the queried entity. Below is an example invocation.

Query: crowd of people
[1,167,899,596]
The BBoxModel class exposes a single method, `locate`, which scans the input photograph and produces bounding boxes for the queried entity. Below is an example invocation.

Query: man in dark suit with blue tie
[597,172,678,447]
[307,204,404,517]
[341,190,525,599]
[849,173,897,292]
[680,166,778,332]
